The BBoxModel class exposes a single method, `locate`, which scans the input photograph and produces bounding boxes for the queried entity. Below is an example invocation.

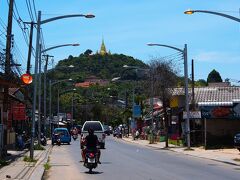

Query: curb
[29,145,52,180]
[121,137,240,167]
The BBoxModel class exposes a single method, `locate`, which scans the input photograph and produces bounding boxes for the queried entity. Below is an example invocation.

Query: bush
[23,156,37,163]
[0,159,9,166]
[34,144,45,150]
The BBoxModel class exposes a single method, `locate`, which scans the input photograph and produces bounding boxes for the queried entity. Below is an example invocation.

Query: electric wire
[32,0,38,21]
[25,0,34,22]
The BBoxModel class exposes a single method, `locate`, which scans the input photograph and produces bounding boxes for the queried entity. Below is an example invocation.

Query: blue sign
[133,105,141,118]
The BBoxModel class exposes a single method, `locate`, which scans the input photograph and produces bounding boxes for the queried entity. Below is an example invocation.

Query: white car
[81,121,106,149]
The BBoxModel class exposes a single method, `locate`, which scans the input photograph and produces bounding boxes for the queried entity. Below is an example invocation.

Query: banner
[12,103,26,120]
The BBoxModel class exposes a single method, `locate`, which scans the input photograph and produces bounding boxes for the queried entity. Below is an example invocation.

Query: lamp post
[30,10,94,159]
[184,9,240,22]
[112,65,152,138]
[147,43,190,149]
[49,79,73,129]
[42,44,79,137]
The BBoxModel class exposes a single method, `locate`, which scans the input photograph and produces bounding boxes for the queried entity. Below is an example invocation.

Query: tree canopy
[207,69,222,83]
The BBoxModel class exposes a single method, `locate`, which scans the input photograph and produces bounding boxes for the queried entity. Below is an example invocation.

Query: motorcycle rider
[81,128,101,164]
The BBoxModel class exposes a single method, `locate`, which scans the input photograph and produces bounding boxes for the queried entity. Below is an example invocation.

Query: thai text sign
[183,111,201,119]
[13,103,26,120]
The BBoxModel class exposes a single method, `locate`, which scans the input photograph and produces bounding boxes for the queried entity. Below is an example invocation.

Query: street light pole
[43,54,54,137]
[147,43,190,149]
[184,9,240,22]
[30,10,94,159]
[42,44,78,137]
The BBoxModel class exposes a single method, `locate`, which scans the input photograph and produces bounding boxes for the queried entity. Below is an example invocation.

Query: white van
[81,121,106,149]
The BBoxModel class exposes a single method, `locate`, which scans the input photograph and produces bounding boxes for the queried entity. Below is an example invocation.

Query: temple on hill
[96,39,111,55]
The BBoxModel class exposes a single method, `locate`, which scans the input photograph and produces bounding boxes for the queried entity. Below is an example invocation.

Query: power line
[25,0,34,21]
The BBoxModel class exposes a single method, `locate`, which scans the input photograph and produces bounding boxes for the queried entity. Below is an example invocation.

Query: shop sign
[133,105,141,118]
[201,103,240,119]
[12,103,26,120]
[183,111,201,119]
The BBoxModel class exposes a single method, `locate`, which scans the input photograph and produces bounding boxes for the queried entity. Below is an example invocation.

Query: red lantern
[21,73,33,85]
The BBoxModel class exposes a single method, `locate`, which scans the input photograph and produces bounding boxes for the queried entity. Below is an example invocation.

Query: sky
[0,0,240,82]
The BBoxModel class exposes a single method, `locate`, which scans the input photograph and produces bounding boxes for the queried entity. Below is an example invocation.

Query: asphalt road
[45,135,240,180]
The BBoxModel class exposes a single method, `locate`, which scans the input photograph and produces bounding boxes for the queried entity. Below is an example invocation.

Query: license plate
[88,158,95,163]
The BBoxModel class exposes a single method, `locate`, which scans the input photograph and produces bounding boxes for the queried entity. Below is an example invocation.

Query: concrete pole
[184,44,190,149]
[49,80,52,136]
[43,55,53,136]
[26,22,34,74]
[30,11,41,159]
[2,0,14,158]
[38,44,42,145]
[57,89,60,127]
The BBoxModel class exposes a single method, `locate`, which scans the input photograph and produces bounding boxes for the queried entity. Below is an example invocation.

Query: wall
[206,118,240,148]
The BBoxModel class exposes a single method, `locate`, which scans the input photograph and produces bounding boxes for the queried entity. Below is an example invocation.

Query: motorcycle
[84,150,98,173]
[54,133,61,146]
[72,134,78,141]
[40,133,47,146]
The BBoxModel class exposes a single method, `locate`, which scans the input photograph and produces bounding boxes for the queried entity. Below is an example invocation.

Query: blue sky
[0,0,240,82]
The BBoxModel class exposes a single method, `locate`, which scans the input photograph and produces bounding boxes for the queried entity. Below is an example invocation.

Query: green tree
[195,79,207,87]
[207,69,222,83]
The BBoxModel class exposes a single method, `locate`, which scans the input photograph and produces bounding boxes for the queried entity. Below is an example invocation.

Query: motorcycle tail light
[89,153,94,158]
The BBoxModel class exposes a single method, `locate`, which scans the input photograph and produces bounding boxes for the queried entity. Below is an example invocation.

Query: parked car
[234,133,240,151]
[103,125,111,136]
[81,121,106,149]
[52,128,71,145]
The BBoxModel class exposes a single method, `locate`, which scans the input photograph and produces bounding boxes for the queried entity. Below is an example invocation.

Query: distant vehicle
[103,125,111,136]
[81,121,105,149]
[234,133,240,151]
[76,125,82,134]
[52,128,71,145]
[113,127,122,138]
[109,126,113,134]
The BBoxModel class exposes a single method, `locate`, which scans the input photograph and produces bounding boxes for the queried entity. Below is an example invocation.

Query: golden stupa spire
[100,38,107,55]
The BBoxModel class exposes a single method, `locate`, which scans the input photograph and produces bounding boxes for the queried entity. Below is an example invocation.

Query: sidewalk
[0,143,52,180]
[122,136,240,166]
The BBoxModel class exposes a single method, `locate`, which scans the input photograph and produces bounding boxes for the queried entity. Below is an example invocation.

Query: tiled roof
[171,86,240,105]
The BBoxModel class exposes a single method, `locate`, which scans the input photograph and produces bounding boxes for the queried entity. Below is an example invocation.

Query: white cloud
[194,51,240,63]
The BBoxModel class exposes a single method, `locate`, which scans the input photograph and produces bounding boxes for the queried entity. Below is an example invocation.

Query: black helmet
[88,128,94,135]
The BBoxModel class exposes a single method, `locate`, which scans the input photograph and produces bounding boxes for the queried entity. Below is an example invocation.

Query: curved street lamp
[42,44,79,137]
[184,9,240,22]
[30,11,94,159]
[147,43,191,149]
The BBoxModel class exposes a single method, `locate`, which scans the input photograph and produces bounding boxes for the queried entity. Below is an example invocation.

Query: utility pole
[38,44,42,145]
[30,11,41,160]
[2,0,14,157]
[43,54,53,137]
[125,90,129,136]
[25,22,35,74]
[49,80,52,136]
[191,59,195,109]
[162,87,168,148]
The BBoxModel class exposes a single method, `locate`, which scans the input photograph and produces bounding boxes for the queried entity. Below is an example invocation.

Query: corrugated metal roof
[171,86,240,105]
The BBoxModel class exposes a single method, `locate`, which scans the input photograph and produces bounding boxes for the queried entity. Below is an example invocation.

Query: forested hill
[48,50,148,82]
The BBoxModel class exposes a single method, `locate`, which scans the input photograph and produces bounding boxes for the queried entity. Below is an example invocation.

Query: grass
[183,148,195,151]
[0,159,9,167]
[23,156,37,163]
[44,162,51,170]
[233,158,240,162]
[34,144,45,150]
